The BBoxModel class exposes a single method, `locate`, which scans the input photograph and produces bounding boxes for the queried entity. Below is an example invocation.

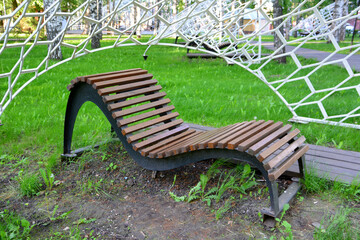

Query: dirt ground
[0,142,351,239]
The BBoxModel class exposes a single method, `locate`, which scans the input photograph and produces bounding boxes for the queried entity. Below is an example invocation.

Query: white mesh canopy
[0,0,360,129]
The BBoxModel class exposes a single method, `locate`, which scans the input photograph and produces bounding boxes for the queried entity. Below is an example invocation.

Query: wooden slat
[247,124,292,155]
[122,112,179,135]
[227,121,274,150]
[207,122,252,148]
[217,121,261,148]
[197,123,245,149]
[127,119,183,143]
[98,79,158,96]
[117,105,175,126]
[133,125,189,151]
[93,73,153,89]
[258,129,300,162]
[67,68,142,90]
[238,122,283,152]
[188,125,235,151]
[268,145,309,181]
[154,131,203,158]
[140,129,196,157]
[112,98,171,119]
[264,136,306,171]
[108,92,166,111]
[103,85,162,103]
[87,69,147,84]
[159,129,221,157]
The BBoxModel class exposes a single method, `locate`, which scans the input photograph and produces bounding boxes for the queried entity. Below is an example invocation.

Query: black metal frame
[62,82,304,219]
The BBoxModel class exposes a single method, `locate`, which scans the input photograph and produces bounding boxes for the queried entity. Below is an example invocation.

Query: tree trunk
[272,0,286,64]
[90,0,102,49]
[339,0,349,41]
[43,0,63,60]
[333,0,344,42]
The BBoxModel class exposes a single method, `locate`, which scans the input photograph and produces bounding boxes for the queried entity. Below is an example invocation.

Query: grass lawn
[1,39,360,239]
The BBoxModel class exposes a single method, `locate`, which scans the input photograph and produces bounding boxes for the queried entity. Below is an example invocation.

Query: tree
[272,0,286,64]
[43,0,63,60]
[90,0,102,49]
[332,0,349,42]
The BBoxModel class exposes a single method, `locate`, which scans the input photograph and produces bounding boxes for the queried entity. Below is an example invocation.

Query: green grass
[0,39,359,161]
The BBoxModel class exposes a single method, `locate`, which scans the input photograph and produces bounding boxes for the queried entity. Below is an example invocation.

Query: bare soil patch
[0,142,351,239]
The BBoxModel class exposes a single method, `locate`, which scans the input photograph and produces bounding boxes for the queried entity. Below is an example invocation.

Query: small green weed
[72,218,97,225]
[106,162,118,171]
[270,204,293,240]
[80,177,104,195]
[16,169,43,197]
[314,207,360,239]
[0,209,34,240]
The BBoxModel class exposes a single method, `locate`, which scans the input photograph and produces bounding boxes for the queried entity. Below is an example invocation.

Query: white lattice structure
[1,0,360,129]
[291,3,335,40]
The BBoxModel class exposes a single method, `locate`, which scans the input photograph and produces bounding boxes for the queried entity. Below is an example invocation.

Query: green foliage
[106,162,118,171]
[39,168,55,191]
[72,218,96,225]
[80,177,104,195]
[16,169,43,197]
[169,161,257,219]
[302,166,332,194]
[271,204,293,240]
[314,207,360,240]
[0,209,34,240]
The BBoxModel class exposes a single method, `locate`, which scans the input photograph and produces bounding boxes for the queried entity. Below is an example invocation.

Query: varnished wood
[264,136,306,170]
[88,69,148,84]
[238,122,283,152]
[247,124,292,155]
[227,121,273,150]
[98,79,158,96]
[133,125,189,151]
[93,73,153,89]
[127,119,183,143]
[103,85,162,103]
[122,112,179,135]
[117,105,175,126]
[112,98,171,119]
[108,92,166,111]
[258,129,300,162]
[268,145,309,181]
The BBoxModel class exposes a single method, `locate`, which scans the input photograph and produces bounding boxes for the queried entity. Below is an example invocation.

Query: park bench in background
[62,68,308,223]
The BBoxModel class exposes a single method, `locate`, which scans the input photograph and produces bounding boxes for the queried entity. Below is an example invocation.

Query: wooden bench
[62,68,308,221]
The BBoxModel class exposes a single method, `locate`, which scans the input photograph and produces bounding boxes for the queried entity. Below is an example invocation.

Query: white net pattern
[0,0,360,129]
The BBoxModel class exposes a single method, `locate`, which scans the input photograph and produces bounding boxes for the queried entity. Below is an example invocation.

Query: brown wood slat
[196,123,245,149]
[217,121,261,148]
[268,145,309,181]
[122,112,179,135]
[67,68,142,90]
[247,124,292,155]
[134,125,189,151]
[227,121,274,150]
[98,79,158,96]
[188,125,235,151]
[108,92,167,111]
[258,129,300,162]
[237,122,283,152]
[154,131,203,158]
[112,98,171,119]
[87,69,148,84]
[159,129,221,158]
[263,136,306,171]
[117,105,175,126]
[93,73,153,89]
[127,119,183,143]
[103,85,162,103]
[207,121,252,148]
[140,129,196,157]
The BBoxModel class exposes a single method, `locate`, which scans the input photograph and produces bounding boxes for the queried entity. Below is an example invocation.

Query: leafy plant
[16,169,43,197]
[215,197,234,220]
[106,162,118,171]
[0,209,34,240]
[48,205,73,222]
[39,168,55,191]
[271,204,293,240]
[314,207,360,240]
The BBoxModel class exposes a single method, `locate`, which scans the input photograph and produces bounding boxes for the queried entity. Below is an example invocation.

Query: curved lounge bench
[62,68,309,219]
